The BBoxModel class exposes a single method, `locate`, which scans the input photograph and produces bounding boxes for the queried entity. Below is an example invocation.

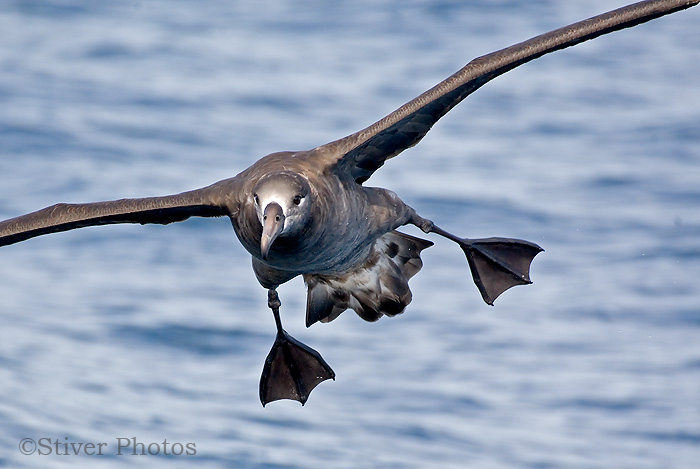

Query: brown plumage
[1,0,697,405]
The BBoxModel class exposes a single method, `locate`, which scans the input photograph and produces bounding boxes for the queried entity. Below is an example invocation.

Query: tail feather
[304,231,432,326]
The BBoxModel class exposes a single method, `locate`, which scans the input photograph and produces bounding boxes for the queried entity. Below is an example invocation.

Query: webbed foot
[458,236,543,305]
[259,328,335,406]
[411,216,543,304]
[259,289,335,406]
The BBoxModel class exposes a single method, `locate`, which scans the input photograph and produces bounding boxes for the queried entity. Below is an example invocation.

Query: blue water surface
[1,1,699,468]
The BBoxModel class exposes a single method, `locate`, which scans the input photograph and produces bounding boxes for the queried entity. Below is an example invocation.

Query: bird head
[252,171,311,259]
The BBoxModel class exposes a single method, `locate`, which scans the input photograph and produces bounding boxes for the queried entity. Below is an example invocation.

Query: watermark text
[19,437,196,456]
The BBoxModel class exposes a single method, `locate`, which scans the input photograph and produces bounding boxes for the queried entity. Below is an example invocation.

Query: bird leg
[259,289,335,406]
[410,214,543,305]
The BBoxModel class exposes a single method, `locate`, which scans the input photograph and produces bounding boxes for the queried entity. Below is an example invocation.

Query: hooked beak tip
[260,234,272,260]
[260,202,284,260]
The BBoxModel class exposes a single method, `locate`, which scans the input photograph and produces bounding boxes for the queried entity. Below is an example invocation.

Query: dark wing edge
[0,184,232,247]
[317,0,698,183]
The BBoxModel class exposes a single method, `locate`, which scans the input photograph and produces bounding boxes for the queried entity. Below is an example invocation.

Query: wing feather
[317,0,698,183]
[0,184,232,247]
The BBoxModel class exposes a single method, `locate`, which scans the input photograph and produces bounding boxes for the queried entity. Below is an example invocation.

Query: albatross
[1,0,697,406]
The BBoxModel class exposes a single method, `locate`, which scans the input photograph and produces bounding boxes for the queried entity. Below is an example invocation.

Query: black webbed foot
[259,328,335,406]
[458,237,543,305]
[259,289,335,406]
[411,217,543,304]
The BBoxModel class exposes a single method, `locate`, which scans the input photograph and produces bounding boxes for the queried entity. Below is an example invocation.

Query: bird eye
[292,195,303,206]
[253,194,259,205]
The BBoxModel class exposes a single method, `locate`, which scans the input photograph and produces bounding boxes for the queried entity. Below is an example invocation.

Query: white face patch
[256,191,290,218]
[255,191,302,228]
[252,172,310,235]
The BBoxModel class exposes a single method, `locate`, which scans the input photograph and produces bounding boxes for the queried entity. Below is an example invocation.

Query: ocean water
[1,1,699,468]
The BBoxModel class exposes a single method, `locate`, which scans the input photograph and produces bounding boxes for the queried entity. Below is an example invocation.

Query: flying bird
[1,0,697,406]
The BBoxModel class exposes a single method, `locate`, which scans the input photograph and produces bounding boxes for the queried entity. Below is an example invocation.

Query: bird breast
[231,181,414,277]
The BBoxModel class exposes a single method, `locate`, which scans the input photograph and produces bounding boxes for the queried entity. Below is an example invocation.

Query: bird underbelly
[265,231,376,276]
[249,229,377,290]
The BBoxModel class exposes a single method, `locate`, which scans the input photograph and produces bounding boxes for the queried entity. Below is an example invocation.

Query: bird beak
[260,202,285,260]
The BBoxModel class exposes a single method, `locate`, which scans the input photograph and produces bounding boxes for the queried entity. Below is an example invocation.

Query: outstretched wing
[318,0,698,184]
[0,182,233,247]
